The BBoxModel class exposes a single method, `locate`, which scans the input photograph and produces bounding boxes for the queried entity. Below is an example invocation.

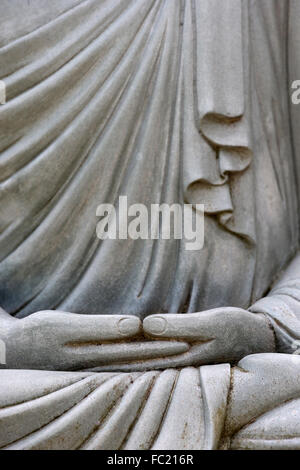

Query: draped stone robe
[0,0,298,318]
[2,0,300,452]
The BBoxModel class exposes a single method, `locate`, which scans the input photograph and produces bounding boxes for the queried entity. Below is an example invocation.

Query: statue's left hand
[140,308,276,368]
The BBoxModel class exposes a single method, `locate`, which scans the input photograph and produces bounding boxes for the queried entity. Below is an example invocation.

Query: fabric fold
[182,0,254,242]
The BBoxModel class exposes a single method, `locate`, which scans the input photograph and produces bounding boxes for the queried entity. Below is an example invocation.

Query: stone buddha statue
[1,0,300,450]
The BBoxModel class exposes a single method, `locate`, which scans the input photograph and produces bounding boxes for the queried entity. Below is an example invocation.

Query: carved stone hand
[141,308,276,368]
[0,307,276,372]
[83,307,276,373]
[0,309,189,371]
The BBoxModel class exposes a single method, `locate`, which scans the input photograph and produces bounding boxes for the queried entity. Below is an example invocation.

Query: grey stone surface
[0,0,298,317]
[0,366,232,450]
[1,0,300,451]
[2,356,300,450]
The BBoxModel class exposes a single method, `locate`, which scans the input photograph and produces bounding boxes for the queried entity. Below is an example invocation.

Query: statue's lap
[1,354,300,450]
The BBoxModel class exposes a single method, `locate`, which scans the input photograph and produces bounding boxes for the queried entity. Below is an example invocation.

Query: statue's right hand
[0,310,188,371]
